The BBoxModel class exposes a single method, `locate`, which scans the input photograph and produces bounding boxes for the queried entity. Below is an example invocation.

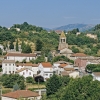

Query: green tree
[26,77,34,83]
[9,40,14,50]
[19,81,26,90]
[16,39,19,51]
[35,55,45,64]
[61,75,100,100]
[46,74,61,96]
[71,46,79,53]
[13,83,20,91]
[47,52,53,62]
[35,39,43,51]
[0,48,2,55]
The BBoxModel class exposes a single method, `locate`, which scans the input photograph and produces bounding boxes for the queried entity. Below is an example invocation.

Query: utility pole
[0,83,2,100]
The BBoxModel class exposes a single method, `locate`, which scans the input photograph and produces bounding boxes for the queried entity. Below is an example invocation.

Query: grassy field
[1,83,46,94]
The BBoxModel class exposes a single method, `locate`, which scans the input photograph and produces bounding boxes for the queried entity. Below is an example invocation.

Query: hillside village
[1,23,100,100]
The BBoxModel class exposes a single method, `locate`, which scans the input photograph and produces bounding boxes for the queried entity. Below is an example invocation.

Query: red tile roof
[16,63,39,67]
[64,68,75,71]
[5,53,36,57]
[41,62,52,68]
[71,53,87,57]
[2,90,39,99]
[16,63,33,66]
[2,60,15,63]
[59,64,67,68]
[16,68,33,73]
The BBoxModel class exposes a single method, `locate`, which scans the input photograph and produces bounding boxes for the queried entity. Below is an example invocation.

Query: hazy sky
[0,0,100,28]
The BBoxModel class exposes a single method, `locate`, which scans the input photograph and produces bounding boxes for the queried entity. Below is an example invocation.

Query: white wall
[18,69,34,78]
[38,63,53,79]
[2,97,16,100]
[16,65,24,71]
[32,67,38,74]
[2,96,41,100]
[2,63,16,74]
[7,56,36,62]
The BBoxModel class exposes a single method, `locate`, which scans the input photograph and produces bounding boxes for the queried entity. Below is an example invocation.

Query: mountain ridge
[43,24,95,32]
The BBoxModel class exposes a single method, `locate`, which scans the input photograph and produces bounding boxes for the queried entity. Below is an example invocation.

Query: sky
[0,0,100,28]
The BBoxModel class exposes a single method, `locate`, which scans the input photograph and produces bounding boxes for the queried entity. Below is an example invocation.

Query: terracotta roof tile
[16,68,33,73]
[2,90,39,99]
[59,64,67,68]
[64,68,75,71]
[2,60,15,63]
[5,53,36,57]
[41,62,52,68]
[61,71,70,76]
[16,63,33,66]
[71,53,87,57]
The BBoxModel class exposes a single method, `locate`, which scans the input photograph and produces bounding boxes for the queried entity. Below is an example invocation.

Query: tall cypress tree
[16,39,19,51]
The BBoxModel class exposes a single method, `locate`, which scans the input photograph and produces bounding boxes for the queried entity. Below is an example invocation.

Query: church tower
[60,31,66,43]
[58,31,68,52]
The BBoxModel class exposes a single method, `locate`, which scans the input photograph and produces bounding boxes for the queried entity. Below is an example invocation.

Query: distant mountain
[43,27,51,31]
[53,24,95,32]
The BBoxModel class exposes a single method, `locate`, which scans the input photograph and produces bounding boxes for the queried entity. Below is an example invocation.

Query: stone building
[56,31,73,58]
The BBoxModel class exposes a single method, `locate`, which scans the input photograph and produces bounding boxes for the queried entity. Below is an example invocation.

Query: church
[55,31,73,58]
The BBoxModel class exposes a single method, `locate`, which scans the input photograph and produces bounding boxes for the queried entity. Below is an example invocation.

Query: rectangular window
[9,64,11,66]
[5,64,7,66]
[29,72,31,75]
[45,74,48,76]
[23,72,25,75]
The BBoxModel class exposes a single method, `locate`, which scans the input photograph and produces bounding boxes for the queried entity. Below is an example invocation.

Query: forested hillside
[0,22,100,57]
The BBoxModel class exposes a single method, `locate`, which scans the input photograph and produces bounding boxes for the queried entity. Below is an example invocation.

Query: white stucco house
[2,60,16,74]
[5,52,36,62]
[92,72,100,81]
[38,62,53,80]
[16,68,34,78]
[32,64,39,75]
[2,90,41,100]
[16,63,38,75]
[53,61,68,73]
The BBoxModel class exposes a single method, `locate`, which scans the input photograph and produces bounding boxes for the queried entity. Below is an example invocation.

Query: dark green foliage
[35,39,43,51]
[47,52,53,62]
[52,55,74,64]
[66,33,96,45]
[86,64,100,72]
[71,46,79,53]
[0,48,2,55]
[21,42,32,53]
[11,22,43,32]
[26,77,34,83]
[13,83,20,91]
[1,74,25,89]
[16,39,19,51]
[94,24,100,30]
[68,28,79,34]
[61,75,100,100]
[46,74,61,96]
[34,75,44,82]
[19,81,26,90]
[35,55,45,64]
[9,40,14,50]
[0,32,14,42]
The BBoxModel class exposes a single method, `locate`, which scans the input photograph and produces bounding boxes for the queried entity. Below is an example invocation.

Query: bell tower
[58,31,68,52]
[60,31,66,43]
